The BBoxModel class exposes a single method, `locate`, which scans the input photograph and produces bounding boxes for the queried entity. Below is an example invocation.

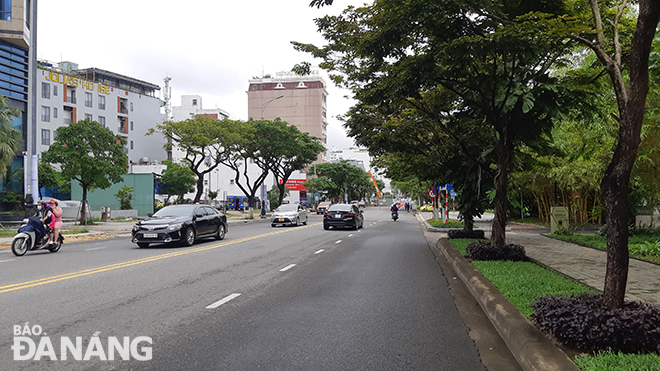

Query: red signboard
[285,179,307,191]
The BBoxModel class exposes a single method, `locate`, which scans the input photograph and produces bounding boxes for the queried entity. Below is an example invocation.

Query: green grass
[0,226,90,237]
[448,238,657,370]
[427,218,464,228]
[549,233,660,263]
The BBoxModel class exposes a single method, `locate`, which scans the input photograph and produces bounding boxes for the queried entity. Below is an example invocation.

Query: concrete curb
[437,239,579,371]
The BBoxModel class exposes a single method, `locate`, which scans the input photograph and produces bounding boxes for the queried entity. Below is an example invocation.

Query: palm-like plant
[0,95,22,176]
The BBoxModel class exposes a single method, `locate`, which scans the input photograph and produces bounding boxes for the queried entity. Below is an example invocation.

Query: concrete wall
[71,173,154,217]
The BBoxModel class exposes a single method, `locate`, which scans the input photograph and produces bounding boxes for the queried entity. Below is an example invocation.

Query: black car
[131,204,228,248]
[323,203,364,230]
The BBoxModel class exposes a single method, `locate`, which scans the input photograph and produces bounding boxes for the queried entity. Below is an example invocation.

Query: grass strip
[549,233,660,263]
[448,238,659,370]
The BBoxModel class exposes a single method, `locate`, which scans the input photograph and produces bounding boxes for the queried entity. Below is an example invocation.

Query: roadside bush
[447,229,485,239]
[532,293,660,353]
[465,240,527,261]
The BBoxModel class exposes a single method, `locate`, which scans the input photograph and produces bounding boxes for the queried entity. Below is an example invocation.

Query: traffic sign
[428,188,437,198]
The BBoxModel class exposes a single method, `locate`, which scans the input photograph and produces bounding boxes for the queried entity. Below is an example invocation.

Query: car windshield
[319,202,330,206]
[328,204,351,212]
[151,205,196,217]
[276,204,299,211]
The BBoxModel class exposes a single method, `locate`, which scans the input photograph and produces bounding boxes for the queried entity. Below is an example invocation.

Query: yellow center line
[0,223,320,294]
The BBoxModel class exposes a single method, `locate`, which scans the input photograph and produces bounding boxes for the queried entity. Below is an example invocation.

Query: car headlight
[168,223,182,231]
[132,224,139,232]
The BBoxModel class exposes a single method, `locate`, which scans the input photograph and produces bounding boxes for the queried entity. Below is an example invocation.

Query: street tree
[158,160,196,204]
[41,119,127,224]
[38,161,66,200]
[0,95,22,177]
[295,0,569,247]
[149,117,243,203]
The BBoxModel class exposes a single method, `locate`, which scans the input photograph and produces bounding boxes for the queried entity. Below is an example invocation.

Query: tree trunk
[81,186,88,225]
[193,174,204,203]
[490,130,513,247]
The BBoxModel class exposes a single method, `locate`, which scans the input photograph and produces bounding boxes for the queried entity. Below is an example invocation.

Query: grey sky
[37,0,364,149]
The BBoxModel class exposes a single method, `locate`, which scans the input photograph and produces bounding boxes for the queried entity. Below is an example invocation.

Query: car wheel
[323,224,329,230]
[214,224,226,240]
[137,242,150,248]
[182,227,195,246]
[271,224,276,228]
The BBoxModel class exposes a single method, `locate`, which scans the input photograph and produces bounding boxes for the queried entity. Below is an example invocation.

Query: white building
[36,61,167,171]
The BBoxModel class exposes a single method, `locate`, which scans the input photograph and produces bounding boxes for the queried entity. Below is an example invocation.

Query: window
[98,95,105,110]
[230,179,235,185]
[130,121,133,131]
[130,102,133,111]
[53,107,57,118]
[68,89,76,104]
[85,113,92,120]
[41,82,50,99]
[98,116,105,127]
[85,92,92,107]
[40,106,50,122]
[41,129,50,145]
[130,140,133,150]
[53,85,58,96]
[0,0,11,21]
[192,99,197,106]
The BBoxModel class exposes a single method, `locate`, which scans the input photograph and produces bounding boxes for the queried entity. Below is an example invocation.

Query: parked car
[323,203,364,230]
[271,203,308,227]
[131,204,227,248]
[316,201,331,214]
[358,200,366,208]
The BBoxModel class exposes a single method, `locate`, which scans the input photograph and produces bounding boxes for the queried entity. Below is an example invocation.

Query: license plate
[143,233,157,238]
[334,214,341,218]
[278,218,284,222]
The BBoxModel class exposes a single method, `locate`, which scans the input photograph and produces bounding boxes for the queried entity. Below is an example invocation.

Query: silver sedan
[271,203,308,227]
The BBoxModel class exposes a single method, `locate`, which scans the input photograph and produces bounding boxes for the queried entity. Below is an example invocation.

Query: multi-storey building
[247,71,328,163]
[36,61,167,172]
[172,95,229,121]
[0,0,37,207]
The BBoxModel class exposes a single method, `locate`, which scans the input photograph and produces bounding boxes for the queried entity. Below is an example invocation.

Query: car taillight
[345,213,354,216]
[324,212,332,216]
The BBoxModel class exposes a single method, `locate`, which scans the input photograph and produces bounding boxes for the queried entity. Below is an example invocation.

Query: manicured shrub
[532,293,660,353]
[465,240,527,261]
[447,229,485,239]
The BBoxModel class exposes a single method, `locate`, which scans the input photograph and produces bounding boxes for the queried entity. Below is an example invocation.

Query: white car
[271,204,308,227]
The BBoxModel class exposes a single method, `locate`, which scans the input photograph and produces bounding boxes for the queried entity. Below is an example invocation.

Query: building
[328,147,371,171]
[172,95,229,121]
[247,71,328,162]
[36,61,167,174]
[0,0,37,207]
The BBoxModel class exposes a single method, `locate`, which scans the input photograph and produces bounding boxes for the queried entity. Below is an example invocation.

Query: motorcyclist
[391,203,399,220]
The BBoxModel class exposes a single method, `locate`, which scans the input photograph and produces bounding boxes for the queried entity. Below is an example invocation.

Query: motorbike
[391,211,399,221]
[11,216,64,256]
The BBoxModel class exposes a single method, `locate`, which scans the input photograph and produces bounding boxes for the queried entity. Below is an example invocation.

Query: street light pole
[261,94,284,119]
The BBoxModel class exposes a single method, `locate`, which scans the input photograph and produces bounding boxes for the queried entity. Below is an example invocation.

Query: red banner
[285,179,307,191]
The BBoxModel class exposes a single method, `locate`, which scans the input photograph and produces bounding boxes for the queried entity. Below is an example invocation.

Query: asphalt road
[0,208,498,370]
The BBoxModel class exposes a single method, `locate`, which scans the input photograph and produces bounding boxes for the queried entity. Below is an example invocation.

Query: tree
[159,160,196,204]
[0,95,22,177]
[38,161,65,200]
[114,185,134,210]
[305,162,369,202]
[295,0,569,247]
[565,0,660,308]
[41,119,127,224]
[149,117,243,202]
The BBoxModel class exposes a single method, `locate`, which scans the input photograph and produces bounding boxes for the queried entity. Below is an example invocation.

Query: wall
[71,174,154,217]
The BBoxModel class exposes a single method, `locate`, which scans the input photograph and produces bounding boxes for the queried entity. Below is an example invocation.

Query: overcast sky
[37,0,364,150]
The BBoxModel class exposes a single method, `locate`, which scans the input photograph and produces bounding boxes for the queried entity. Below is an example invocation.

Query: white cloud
[37,0,360,149]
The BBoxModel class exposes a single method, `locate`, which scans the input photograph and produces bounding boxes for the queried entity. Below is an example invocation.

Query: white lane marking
[335,240,342,244]
[85,247,106,251]
[348,234,353,237]
[206,293,242,309]
[279,264,297,272]
[0,259,15,263]
[314,249,325,254]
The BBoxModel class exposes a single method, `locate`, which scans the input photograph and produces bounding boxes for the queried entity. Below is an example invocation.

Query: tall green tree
[0,95,22,177]
[159,160,196,204]
[149,117,244,203]
[41,119,127,224]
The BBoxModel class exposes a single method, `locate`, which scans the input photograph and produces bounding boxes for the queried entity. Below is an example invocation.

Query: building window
[68,89,76,104]
[85,113,92,120]
[53,85,58,96]
[98,116,105,127]
[85,92,92,107]
[41,82,50,99]
[0,0,11,21]
[130,102,133,111]
[130,121,133,131]
[41,106,50,122]
[41,129,50,145]
[53,107,57,118]
[98,95,105,110]
[0,40,28,101]
[130,140,133,150]
[192,99,197,106]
